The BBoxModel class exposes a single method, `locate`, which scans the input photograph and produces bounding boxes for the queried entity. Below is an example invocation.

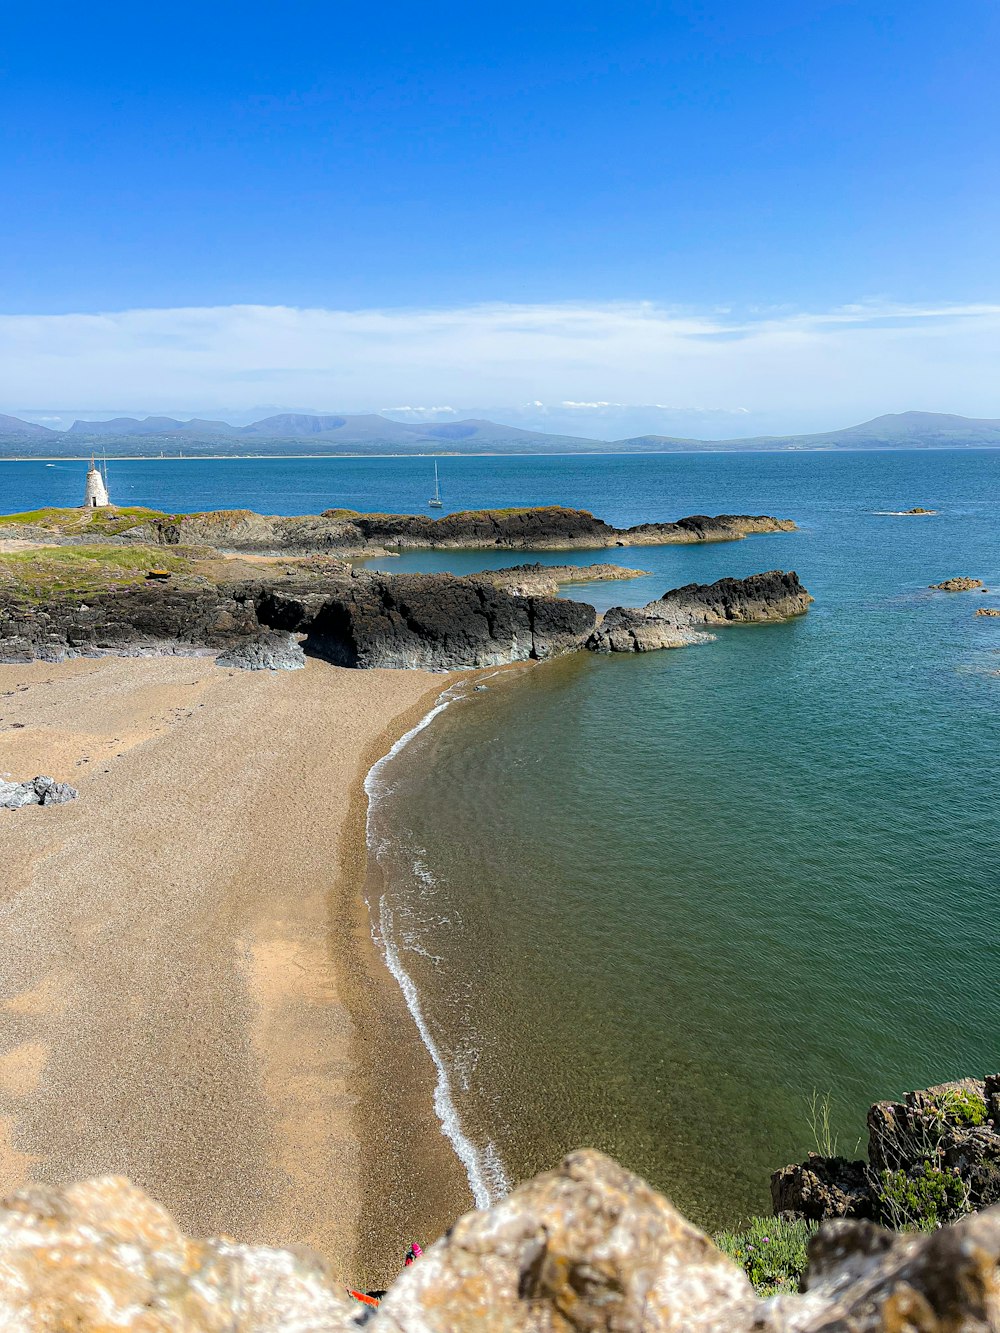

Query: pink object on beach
[405,1242,423,1265]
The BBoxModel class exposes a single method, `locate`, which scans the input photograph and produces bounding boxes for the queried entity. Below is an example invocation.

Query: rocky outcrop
[0,584,261,662]
[1,567,814,671]
[477,563,647,597]
[6,1153,1000,1331]
[774,1075,1000,1227]
[929,577,983,591]
[121,507,796,555]
[259,572,596,670]
[0,774,78,809]
[976,607,1000,617]
[587,571,812,653]
[215,629,306,670]
[771,1155,876,1222]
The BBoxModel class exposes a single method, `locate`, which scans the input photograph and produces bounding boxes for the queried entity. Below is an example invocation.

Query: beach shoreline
[0,652,468,1284]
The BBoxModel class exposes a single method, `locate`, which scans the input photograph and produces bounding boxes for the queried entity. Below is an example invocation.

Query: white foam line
[363,684,506,1210]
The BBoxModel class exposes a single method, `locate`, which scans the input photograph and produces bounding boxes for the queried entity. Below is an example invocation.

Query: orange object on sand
[347,1289,380,1308]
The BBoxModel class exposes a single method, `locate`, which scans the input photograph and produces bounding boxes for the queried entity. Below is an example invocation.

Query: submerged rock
[5,1153,1000,1330]
[0,774,78,809]
[587,571,812,653]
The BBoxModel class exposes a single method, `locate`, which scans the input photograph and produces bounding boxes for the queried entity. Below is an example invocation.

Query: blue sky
[2,1,998,428]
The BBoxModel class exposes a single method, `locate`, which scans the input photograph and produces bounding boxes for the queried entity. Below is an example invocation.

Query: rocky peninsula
[0,506,807,669]
[0,503,796,556]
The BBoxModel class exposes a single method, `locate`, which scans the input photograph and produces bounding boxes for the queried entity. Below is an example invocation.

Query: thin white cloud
[1,300,999,422]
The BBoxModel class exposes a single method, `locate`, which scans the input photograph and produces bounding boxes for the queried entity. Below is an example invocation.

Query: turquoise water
[360,450,1000,1228]
[4,451,999,1228]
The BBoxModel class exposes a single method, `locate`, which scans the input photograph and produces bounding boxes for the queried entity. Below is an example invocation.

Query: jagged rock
[587,571,812,653]
[0,1175,357,1331]
[0,775,78,809]
[902,507,936,514]
[976,607,1000,617]
[261,573,596,670]
[778,1076,1000,1228]
[216,630,306,671]
[929,577,983,591]
[7,1156,1000,1330]
[0,584,261,663]
[377,1150,755,1332]
[771,1155,875,1221]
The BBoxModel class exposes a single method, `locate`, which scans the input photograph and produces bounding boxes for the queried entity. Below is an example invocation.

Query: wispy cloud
[2,300,999,422]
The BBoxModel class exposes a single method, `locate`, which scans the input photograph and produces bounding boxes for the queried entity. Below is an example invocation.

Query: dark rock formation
[588,571,812,653]
[775,1076,1000,1227]
[6,1153,1000,1330]
[121,506,796,555]
[0,775,78,809]
[1,567,814,670]
[929,577,983,591]
[215,630,306,671]
[259,572,596,670]
[0,584,261,662]
[771,1155,876,1222]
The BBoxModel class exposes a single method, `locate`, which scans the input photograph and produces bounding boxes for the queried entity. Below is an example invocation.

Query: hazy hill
[0,408,998,456]
[0,414,56,439]
[619,411,1000,452]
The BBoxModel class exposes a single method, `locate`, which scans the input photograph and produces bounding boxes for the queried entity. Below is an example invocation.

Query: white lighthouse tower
[83,457,110,508]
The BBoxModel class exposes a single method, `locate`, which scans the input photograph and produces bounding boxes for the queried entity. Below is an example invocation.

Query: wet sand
[0,654,470,1280]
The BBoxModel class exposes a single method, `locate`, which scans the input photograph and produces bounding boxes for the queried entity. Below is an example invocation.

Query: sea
[3,450,999,1229]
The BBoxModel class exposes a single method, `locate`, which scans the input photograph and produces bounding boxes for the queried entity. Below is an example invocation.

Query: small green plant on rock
[877,1163,970,1230]
[714,1216,815,1297]
[935,1088,988,1127]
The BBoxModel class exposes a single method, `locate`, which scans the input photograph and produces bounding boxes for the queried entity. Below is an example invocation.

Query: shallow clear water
[359,450,1000,1228]
[5,450,999,1228]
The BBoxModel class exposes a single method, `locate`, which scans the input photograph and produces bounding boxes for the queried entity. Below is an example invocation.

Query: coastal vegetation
[0,543,188,602]
[713,1216,814,1296]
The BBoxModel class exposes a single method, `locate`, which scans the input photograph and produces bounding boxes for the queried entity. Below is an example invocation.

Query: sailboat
[428,460,443,508]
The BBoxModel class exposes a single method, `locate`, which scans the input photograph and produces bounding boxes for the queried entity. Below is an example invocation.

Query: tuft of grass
[714,1215,815,1297]
[807,1090,839,1158]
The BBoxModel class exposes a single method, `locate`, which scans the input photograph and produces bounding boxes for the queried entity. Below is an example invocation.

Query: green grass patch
[0,543,188,601]
[714,1216,814,1297]
[0,505,168,536]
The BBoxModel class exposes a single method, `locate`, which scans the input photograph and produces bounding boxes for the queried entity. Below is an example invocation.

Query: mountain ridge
[1,408,999,455]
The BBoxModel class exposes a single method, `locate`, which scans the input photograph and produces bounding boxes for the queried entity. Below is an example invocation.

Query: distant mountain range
[0,409,999,456]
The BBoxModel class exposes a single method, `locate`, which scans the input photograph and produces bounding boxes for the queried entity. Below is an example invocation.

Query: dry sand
[0,653,470,1281]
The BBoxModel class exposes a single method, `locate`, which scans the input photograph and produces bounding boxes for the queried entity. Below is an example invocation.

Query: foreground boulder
[5,1153,1000,1330]
[587,571,812,653]
[0,775,78,809]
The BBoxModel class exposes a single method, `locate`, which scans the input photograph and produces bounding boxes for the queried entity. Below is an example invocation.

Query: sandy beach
[0,653,471,1283]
